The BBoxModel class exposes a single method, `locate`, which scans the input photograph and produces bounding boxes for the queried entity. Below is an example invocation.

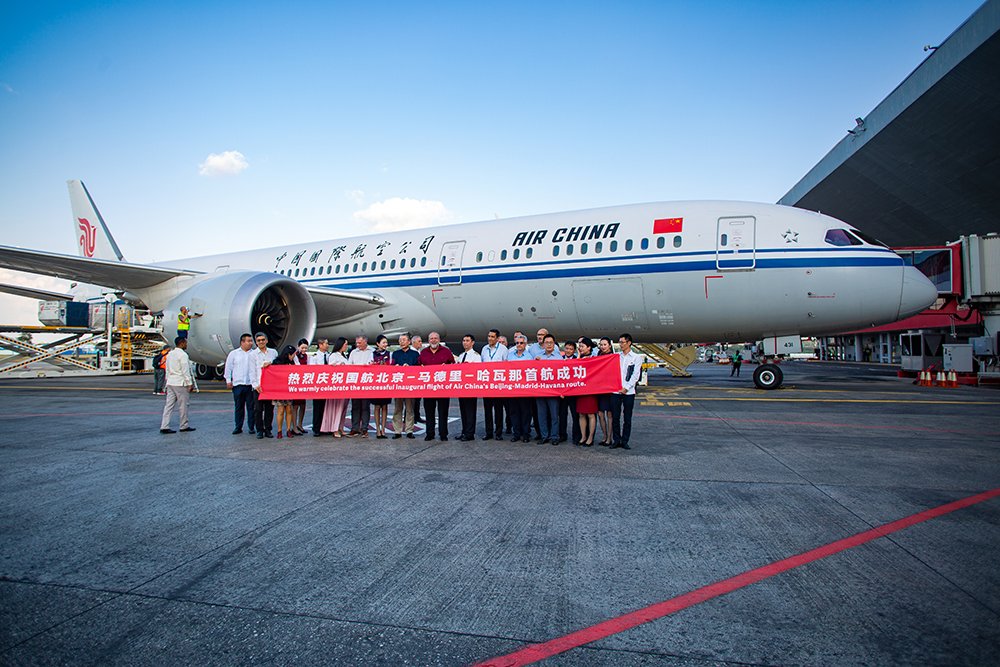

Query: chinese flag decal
[653,217,683,234]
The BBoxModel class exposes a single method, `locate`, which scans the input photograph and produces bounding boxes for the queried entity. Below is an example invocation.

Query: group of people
[161,326,644,450]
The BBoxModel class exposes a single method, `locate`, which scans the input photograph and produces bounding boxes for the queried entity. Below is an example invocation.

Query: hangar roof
[779,0,1000,247]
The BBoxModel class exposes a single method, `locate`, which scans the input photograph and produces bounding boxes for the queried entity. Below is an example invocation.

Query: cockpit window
[848,229,889,248]
[824,229,862,246]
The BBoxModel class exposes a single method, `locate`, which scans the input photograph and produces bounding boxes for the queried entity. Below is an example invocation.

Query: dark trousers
[459,397,477,438]
[536,397,559,440]
[508,398,532,438]
[558,397,581,442]
[423,397,451,438]
[731,363,741,377]
[253,390,273,434]
[611,393,636,445]
[312,399,325,434]
[232,385,255,431]
[483,397,504,437]
[351,398,370,434]
[153,369,166,393]
[413,395,422,421]
[531,400,541,437]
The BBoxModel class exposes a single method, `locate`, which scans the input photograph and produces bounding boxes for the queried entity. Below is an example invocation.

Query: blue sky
[0,0,985,323]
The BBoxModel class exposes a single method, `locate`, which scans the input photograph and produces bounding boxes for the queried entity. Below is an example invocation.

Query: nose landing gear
[753,363,783,390]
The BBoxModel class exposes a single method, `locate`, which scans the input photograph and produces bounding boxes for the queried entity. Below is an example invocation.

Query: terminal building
[779,0,1000,378]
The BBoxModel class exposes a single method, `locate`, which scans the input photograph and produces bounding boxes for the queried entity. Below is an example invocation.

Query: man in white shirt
[347,335,374,436]
[480,328,508,441]
[309,338,331,436]
[611,333,642,450]
[224,333,256,434]
[160,337,196,434]
[455,334,481,441]
[250,332,279,439]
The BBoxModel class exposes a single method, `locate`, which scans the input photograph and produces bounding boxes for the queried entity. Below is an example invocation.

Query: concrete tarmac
[1,361,999,666]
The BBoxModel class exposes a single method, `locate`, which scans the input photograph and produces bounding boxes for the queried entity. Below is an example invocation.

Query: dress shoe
[522,436,531,443]
[313,432,322,437]
[248,429,255,434]
[406,433,415,439]
[610,442,621,449]
[180,427,196,432]
[160,428,176,434]
[440,436,448,442]
[424,434,435,441]
[256,433,264,439]
[264,432,273,438]
[510,436,520,443]
[232,428,242,435]
[495,432,503,440]
[551,439,560,446]
[392,434,402,439]
[536,437,547,444]
[482,434,492,441]
[620,443,631,450]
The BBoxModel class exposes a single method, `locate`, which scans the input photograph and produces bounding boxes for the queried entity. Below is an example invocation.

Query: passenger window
[720,234,728,247]
[625,239,633,251]
[595,241,603,254]
[410,258,416,268]
[824,229,861,246]
[610,240,618,252]
[566,244,574,256]
[500,249,508,260]
[353,263,359,272]
[526,248,533,259]
[390,259,396,269]
[488,250,496,262]
[580,242,588,255]
[476,251,483,263]
[513,248,520,260]
[553,245,560,257]
[641,238,649,250]
[335,265,341,274]
[310,267,316,276]
[362,262,368,271]
[673,235,682,248]
[421,257,427,267]
[380,260,386,270]
[656,237,665,249]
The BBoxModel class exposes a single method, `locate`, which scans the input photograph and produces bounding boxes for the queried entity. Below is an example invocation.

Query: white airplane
[0,180,937,389]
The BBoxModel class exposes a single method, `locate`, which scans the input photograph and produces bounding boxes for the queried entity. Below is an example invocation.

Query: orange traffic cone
[948,370,958,388]
[936,371,946,386]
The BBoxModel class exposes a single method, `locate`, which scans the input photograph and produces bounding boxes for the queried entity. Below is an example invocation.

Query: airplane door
[437,240,465,285]
[716,216,756,270]
[572,278,648,331]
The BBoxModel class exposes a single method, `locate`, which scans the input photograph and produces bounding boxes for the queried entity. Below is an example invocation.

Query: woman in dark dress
[575,337,598,446]
[272,345,298,440]
[369,334,393,439]
[596,337,615,446]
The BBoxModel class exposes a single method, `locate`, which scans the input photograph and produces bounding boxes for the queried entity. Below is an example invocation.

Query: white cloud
[198,150,249,176]
[353,198,453,233]
[345,189,366,206]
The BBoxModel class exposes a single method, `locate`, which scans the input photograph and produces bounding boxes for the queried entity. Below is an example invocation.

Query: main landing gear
[753,363,783,390]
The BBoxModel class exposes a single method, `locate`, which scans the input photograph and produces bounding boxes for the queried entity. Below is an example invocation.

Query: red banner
[259,354,622,400]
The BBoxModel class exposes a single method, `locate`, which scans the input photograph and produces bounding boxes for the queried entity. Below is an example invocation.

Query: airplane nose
[898,266,938,319]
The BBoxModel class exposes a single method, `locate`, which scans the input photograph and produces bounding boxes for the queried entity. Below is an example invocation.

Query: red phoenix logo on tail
[78,218,97,257]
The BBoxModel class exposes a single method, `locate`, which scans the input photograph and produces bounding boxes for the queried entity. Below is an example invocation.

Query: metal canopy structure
[780,0,1000,248]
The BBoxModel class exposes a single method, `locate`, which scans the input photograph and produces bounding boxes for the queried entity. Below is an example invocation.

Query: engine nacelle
[163,271,316,365]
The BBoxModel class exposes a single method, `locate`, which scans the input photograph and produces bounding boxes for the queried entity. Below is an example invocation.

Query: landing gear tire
[753,363,783,390]
[195,363,212,381]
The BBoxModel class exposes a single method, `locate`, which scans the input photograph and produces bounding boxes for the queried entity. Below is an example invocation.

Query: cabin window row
[475,235,682,263]
[279,256,428,278]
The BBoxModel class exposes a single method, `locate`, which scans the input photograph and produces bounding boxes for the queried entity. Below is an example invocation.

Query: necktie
[323,353,328,364]
[461,353,467,362]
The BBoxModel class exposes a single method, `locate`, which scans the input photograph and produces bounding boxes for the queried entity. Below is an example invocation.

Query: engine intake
[163,271,316,365]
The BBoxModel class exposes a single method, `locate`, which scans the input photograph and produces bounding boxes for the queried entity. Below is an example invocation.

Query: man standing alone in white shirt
[160,337,196,434]
[224,333,256,434]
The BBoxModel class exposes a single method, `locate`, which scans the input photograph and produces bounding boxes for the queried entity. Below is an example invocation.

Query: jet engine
[163,271,317,367]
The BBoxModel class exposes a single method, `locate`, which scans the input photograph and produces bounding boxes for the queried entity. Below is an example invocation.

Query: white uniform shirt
[224,348,254,386]
[310,349,333,365]
[165,347,193,387]
[618,349,643,395]
[455,348,481,363]
[250,346,278,388]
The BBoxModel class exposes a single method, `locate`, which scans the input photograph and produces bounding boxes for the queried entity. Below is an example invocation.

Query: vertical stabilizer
[68,180,125,261]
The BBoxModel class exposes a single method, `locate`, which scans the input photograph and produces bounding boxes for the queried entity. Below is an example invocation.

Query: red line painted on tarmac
[0,409,230,419]
[473,487,1000,667]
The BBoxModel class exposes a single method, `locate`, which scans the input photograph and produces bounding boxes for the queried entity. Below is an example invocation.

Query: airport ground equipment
[632,343,697,378]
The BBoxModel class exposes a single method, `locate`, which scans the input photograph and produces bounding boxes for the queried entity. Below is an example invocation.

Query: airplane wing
[0,245,198,290]
[0,282,76,301]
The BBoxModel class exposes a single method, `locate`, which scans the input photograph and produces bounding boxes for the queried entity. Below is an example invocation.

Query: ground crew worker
[176,306,202,339]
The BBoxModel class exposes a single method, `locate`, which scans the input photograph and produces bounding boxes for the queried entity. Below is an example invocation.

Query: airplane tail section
[68,180,125,261]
